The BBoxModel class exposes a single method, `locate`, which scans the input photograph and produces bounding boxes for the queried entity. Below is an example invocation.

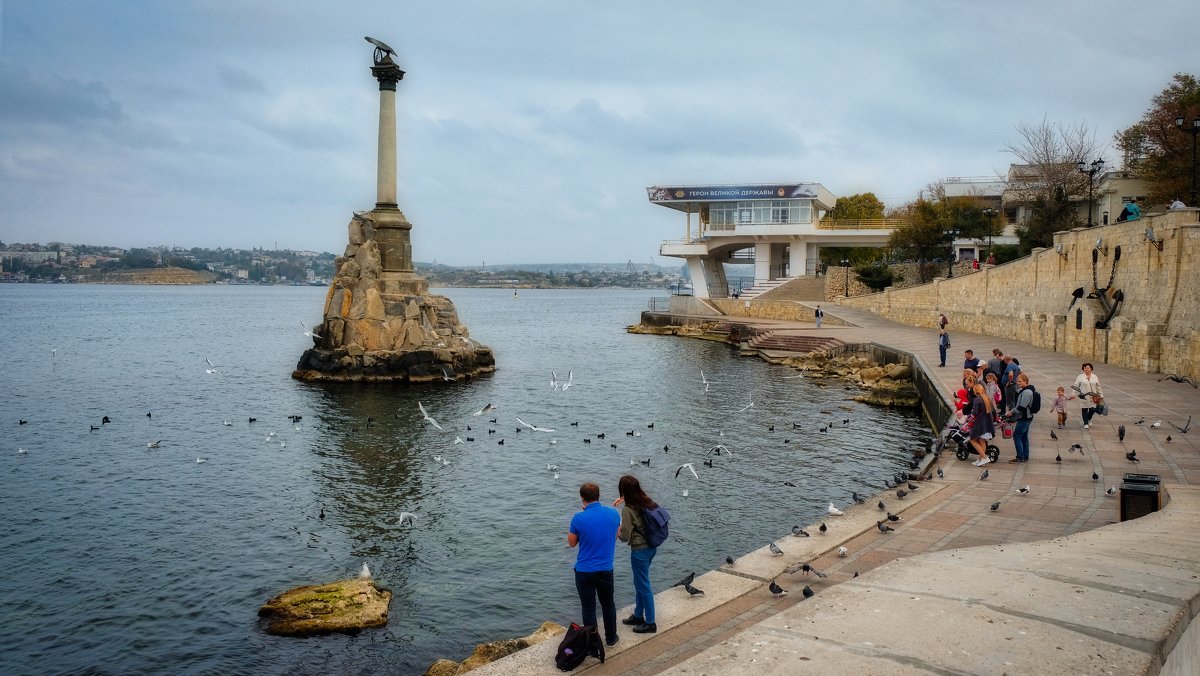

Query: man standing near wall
[815,305,824,329]
[568,482,622,648]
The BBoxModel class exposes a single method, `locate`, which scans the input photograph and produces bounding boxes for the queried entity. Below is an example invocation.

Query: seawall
[839,208,1200,379]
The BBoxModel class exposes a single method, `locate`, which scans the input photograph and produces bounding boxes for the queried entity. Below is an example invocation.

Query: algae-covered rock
[258,577,392,637]
[424,621,565,674]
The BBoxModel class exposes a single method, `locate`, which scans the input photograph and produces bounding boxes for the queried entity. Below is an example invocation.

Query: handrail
[817,218,908,230]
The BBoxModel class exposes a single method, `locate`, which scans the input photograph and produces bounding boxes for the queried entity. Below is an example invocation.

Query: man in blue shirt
[568,482,622,647]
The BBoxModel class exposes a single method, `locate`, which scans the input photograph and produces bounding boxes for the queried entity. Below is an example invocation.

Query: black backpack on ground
[555,623,604,671]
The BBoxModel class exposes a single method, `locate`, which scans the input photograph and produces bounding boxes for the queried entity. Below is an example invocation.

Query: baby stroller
[944,415,999,462]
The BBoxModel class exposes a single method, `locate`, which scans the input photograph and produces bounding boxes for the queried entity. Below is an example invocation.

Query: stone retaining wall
[839,209,1200,379]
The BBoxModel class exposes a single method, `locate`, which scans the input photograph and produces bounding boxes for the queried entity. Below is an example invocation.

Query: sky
[1,1,1197,266]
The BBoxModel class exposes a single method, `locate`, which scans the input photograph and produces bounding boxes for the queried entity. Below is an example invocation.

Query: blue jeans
[938,345,947,366]
[630,547,657,624]
[574,568,617,643]
[1013,418,1032,461]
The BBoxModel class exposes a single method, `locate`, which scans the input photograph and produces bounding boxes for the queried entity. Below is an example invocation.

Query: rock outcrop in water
[292,211,495,383]
[258,576,392,636]
[423,621,565,675]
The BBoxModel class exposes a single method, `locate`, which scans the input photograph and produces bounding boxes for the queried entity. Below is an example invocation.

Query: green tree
[852,261,899,291]
[887,195,950,282]
[1114,72,1200,205]
[827,192,885,220]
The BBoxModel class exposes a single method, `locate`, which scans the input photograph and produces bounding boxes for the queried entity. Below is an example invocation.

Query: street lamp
[981,208,997,259]
[942,229,959,278]
[1077,158,1105,227]
[1175,116,1200,207]
[840,258,850,296]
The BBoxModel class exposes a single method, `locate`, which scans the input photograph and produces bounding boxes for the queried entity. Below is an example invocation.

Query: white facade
[649,183,897,299]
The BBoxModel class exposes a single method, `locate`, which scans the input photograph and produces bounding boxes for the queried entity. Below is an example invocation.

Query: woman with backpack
[613,474,660,635]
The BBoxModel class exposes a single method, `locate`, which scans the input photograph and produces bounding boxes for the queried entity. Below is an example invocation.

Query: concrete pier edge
[470,305,1199,675]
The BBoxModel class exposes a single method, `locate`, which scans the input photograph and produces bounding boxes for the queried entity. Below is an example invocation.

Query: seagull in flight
[707,444,734,457]
[453,436,464,445]
[738,394,755,413]
[473,403,496,417]
[418,401,443,430]
[561,370,574,391]
[675,463,699,480]
[146,440,163,449]
[300,321,321,339]
[701,370,714,392]
[204,358,222,375]
[516,416,556,433]
[397,512,416,527]
[549,371,559,389]
[439,365,456,381]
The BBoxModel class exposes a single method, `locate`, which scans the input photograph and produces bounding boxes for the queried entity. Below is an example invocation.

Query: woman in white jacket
[1069,362,1102,430]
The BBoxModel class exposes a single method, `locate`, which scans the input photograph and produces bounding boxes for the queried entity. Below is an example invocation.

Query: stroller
[943,414,1000,462]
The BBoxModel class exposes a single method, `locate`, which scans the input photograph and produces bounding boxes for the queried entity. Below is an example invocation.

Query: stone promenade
[473,305,1200,675]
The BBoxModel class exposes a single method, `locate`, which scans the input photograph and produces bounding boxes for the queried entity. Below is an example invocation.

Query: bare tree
[1004,117,1107,201]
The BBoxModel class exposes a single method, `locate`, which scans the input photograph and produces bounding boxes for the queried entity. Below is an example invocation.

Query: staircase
[747,331,843,355]
[737,277,796,300]
[749,276,827,302]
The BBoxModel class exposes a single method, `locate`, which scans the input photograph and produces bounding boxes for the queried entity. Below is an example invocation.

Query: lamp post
[841,258,850,297]
[1077,158,1105,227]
[942,229,959,278]
[981,208,997,258]
[1176,116,1200,207]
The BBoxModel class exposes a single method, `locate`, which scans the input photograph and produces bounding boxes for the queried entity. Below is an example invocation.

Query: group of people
[567,475,661,650]
[951,341,1105,466]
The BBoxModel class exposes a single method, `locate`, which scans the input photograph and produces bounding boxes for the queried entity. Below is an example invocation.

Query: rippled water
[0,285,927,674]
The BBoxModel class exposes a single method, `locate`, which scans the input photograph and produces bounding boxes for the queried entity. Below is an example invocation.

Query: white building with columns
[648,183,897,299]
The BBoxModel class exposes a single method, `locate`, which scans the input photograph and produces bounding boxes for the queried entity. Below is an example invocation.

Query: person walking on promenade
[1007,373,1037,463]
[568,482,622,647]
[1069,363,1103,430]
[814,305,824,328]
[1052,386,1068,428]
[937,329,950,367]
[613,475,660,635]
[969,383,996,466]
[938,312,948,330]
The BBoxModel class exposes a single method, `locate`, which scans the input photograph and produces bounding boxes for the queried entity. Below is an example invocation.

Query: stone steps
[747,331,843,354]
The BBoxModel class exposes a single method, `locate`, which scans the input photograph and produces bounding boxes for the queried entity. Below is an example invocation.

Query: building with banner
[647,183,899,299]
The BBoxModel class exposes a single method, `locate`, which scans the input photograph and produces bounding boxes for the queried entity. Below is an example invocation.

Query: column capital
[371,63,405,91]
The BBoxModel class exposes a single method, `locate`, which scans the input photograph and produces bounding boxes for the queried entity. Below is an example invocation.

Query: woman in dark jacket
[969,383,996,466]
[613,474,659,634]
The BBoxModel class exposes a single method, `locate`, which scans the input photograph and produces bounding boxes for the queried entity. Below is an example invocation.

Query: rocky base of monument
[293,341,495,383]
[292,211,495,384]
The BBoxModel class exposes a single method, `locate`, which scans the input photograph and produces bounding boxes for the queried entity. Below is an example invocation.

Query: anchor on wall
[1068,243,1123,329]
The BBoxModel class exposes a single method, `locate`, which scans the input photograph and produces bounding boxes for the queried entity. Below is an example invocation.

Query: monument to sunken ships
[292,38,494,383]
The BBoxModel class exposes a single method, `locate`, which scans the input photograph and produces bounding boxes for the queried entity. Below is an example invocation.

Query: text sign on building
[647,184,817,202]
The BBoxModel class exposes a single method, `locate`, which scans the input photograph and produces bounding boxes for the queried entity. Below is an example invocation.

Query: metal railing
[816,218,908,230]
[647,296,671,312]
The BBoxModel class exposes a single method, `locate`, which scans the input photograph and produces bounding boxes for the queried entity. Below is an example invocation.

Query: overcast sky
[1,1,1196,265]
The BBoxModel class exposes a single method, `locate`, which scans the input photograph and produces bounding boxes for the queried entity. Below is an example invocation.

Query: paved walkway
[475,305,1200,675]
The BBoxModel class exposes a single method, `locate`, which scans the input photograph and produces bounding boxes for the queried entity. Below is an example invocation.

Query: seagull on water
[195,457,206,464]
[418,402,443,430]
[516,416,556,433]
[300,321,321,339]
[147,440,162,449]
[398,512,416,527]
[675,463,699,480]
[204,358,222,375]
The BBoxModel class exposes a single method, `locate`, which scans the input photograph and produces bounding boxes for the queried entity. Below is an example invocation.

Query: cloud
[0,62,121,125]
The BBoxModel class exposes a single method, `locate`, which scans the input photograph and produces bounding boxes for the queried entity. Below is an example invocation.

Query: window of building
[706,199,813,226]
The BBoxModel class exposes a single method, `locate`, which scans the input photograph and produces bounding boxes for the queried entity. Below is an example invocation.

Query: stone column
[372,61,403,210]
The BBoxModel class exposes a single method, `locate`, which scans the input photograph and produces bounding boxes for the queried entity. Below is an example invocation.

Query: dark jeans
[1081,407,1096,425]
[938,345,947,366]
[1013,418,1031,461]
[574,568,617,643]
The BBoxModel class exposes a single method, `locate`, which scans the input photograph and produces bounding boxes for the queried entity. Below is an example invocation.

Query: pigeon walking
[672,572,696,588]
[979,468,990,481]
[768,580,787,596]
[684,583,705,596]
[1126,450,1140,463]
[768,542,784,556]
[876,520,894,533]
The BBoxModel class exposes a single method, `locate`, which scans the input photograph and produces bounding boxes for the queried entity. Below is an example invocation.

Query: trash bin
[1119,482,1161,522]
